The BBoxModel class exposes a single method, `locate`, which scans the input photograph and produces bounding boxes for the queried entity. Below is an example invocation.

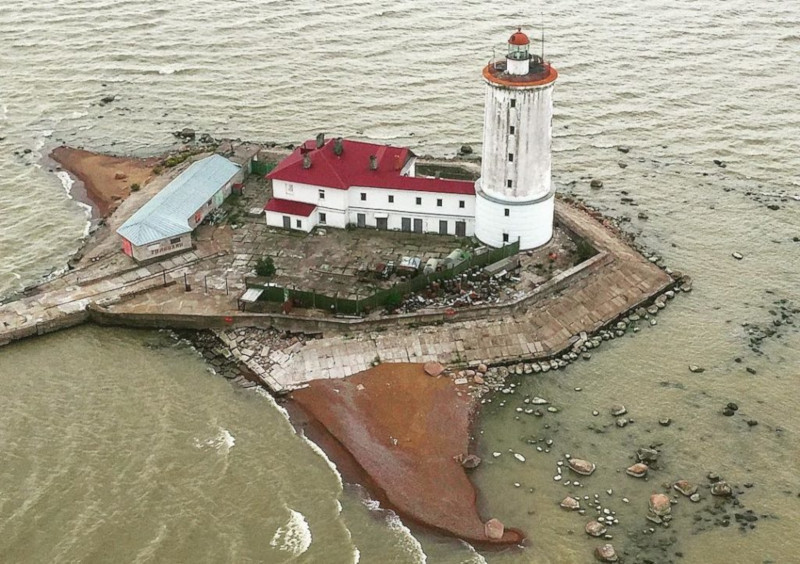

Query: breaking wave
[270,508,312,557]
[193,427,235,453]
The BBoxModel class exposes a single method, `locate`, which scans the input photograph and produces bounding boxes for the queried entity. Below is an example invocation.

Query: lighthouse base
[474,187,555,251]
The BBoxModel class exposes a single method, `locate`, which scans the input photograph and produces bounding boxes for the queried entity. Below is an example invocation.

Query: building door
[455,221,466,237]
[376,217,388,230]
[439,220,448,235]
[413,218,423,233]
[357,213,366,228]
[283,215,291,229]
[401,217,411,232]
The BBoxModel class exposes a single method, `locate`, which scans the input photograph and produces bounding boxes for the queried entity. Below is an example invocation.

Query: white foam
[55,170,92,236]
[458,541,488,564]
[193,426,235,453]
[385,511,427,564]
[352,547,361,563]
[270,508,312,557]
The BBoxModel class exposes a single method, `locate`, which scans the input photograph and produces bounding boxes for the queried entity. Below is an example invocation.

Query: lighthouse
[474,28,558,250]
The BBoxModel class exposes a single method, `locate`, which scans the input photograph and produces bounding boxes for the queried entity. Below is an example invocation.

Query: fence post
[204,275,208,294]
[225,276,228,295]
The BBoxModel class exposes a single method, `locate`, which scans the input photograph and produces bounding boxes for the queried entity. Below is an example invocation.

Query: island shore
[50,146,159,217]
[288,363,524,547]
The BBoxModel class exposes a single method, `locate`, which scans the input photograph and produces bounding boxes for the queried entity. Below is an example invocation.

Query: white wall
[265,210,318,233]
[474,190,554,250]
[130,232,192,262]
[480,80,555,203]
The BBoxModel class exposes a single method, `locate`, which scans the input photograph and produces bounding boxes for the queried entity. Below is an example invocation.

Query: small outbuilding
[117,154,241,262]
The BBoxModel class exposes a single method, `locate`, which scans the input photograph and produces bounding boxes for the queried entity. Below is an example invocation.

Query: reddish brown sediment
[51,146,159,217]
[289,363,524,547]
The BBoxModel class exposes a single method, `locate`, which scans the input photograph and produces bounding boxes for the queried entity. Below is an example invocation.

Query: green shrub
[255,256,276,278]
[152,166,163,175]
[575,237,597,264]
[383,289,403,312]
[130,183,140,192]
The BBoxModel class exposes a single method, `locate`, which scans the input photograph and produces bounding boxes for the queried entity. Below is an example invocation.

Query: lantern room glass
[508,43,529,60]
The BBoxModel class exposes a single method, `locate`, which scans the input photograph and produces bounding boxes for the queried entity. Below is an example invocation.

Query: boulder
[636,447,659,464]
[560,496,580,510]
[590,179,604,189]
[689,364,705,373]
[617,146,630,154]
[610,404,627,416]
[649,493,671,516]
[711,481,733,497]
[477,363,488,373]
[568,458,596,476]
[673,480,698,497]
[423,362,444,377]
[585,520,607,537]
[459,144,474,155]
[484,518,504,540]
[114,171,127,180]
[595,543,619,562]
[458,454,481,469]
[473,374,484,385]
[626,463,648,478]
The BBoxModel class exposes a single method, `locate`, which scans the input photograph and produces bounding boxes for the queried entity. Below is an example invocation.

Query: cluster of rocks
[395,268,521,314]
[185,327,315,389]
[743,296,797,354]
[171,127,216,145]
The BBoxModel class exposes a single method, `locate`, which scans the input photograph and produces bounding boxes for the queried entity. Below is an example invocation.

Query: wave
[193,426,236,453]
[270,508,312,557]
[359,496,427,563]
[55,170,93,236]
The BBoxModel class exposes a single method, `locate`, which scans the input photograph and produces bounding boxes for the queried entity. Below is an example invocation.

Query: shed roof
[264,198,317,217]
[268,139,475,196]
[117,155,240,246]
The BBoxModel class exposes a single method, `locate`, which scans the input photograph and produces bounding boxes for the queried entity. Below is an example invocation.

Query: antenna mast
[541,12,545,61]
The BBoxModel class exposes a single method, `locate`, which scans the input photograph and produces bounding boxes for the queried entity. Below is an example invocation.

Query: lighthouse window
[507,180,513,188]
[510,99,516,108]
[504,208,510,217]
[508,153,514,162]
[509,125,515,135]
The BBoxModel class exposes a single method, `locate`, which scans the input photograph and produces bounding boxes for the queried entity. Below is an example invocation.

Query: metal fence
[246,240,520,315]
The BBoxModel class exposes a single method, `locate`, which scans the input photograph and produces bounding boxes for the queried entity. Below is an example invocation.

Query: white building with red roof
[265,137,475,236]
[264,27,557,249]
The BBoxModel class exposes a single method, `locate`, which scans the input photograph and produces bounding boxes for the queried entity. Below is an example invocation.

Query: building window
[507,180,513,188]
[503,233,509,243]
[296,219,302,229]
[319,189,325,199]
[436,198,442,207]
[416,197,422,205]
[169,237,182,245]
[287,184,294,194]
[504,208,510,217]
[360,192,366,201]
[319,212,326,224]
[510,99,516,108]
[508,153,514,162]
[388,195,394,203]
[459,200,465,209]
[510,125,515,135]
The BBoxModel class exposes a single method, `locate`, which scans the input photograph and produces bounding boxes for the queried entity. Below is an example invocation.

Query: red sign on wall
[121,238,132,256]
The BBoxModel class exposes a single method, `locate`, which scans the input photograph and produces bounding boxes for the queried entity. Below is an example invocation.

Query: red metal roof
[268,138,475,196]
[509,29,530,45]
[264,198,317,217]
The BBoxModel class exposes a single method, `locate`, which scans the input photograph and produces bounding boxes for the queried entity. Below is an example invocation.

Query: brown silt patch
[289,363,524,547]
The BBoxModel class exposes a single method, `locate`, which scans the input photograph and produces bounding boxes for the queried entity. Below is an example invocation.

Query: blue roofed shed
[117,154,241,262]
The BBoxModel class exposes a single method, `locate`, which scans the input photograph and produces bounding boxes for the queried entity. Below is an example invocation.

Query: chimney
[369,154,378,171]
[394,154,402,171]
[315,132,325,149]
[303,154,312,169]
[334,137,344,156]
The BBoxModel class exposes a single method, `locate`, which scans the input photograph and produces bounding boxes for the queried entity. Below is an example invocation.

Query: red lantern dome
[509,28,530,46]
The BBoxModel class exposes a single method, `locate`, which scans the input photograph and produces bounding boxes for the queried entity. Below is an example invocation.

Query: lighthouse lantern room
[474,27,559,250]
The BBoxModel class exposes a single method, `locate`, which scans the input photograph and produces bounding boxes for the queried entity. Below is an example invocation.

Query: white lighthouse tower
[474,28,559,250]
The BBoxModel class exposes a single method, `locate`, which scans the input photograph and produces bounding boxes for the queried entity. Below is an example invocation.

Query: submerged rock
[649,493,672,516]
[595,543,619,562]
[484,518,505,540]
[569,458,596,476]
[626,463,648,478]
[674,480,698,497]
[610,404,627,416]
[711,481,733,497]
[585,520,607,537]
[457,454,481,469]
[560,496,581,510]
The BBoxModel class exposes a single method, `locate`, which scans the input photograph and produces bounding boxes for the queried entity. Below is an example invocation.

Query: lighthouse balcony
[483,59,558,87]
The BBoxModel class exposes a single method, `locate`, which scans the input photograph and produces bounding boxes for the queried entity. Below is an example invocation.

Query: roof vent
[303,154,312,169]
[394,154,402,171]
[369,154,378,171]
[315,132,325,149]
[334,137,344,156]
